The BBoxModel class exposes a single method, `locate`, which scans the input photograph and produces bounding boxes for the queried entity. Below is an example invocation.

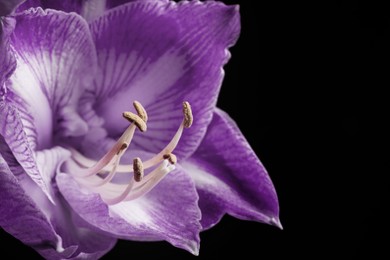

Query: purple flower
[1,0,281,258]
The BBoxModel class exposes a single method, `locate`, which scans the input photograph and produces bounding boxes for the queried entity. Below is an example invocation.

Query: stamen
[72,101,191,174]
[123,112,147,132]
[87,154,121,187]
[126,160,175,201]
[102,160,173,205]
[85,141,129,187]
[72,123,136,177]
[117,142,129,155]
[133,101,148,123]
[69,101,193,205]
[133,157,144,182]
[182,101,193,128]
[163,153,177,165]
[110,101,194,172]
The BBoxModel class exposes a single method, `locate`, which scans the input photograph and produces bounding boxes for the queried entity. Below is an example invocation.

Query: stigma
[68,101,193,205]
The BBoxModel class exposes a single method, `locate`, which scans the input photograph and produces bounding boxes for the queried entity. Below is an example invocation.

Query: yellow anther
[133,157,144,182]
[123,111,147,132]
[182,101,193,128]
[133,100,148,123]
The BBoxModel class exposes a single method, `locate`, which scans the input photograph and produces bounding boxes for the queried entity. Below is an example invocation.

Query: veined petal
[83,0,240,159]
[1,17,51,200]
[48,203,117,259]
[0,17,16,88]
[16,0,82,13]
[0,101,54,202]
[80,0,171,21]
[17,0,105,21]
[9,8,97,150]
[0,139,116,259]
[184,109,281,230]
[17,0,113,21]
[20,170,117,259]
[106,0,169,10]
[0,0,25,16]
[1,8,96,202]
[56,161,202,255]
[17,0,169,19]
[35,146,71,194]
[0,151,77,259]
[15,0,40,12]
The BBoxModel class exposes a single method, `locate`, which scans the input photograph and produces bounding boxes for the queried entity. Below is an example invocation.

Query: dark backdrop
[2,1,389,258]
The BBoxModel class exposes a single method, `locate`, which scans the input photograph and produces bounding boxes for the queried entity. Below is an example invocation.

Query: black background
[2,0,389,258]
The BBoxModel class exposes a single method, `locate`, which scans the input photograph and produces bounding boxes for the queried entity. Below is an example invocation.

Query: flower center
[66,101,193,205]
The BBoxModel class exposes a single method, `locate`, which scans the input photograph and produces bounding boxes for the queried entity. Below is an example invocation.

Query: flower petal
[17,0,169,19]
[0,0,25,16]
[15,0,40,12]
[17,0,120,21]
[0,150,77,259]
[0,139,116,259]
[57,161,202,255]
[48,204,117,259]
[16,0,82,13]
[83,0,240,159]
[1,8,96,202]
[0,100,54,202]
[35,146,71,194]
[31,0,107,22]
[9,8,96,149]
[20,173,117,259]
[183,109,281,230]
[106,0,169,9]
[0,17,16,89]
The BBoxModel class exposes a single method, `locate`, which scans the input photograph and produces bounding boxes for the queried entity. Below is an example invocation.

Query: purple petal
[0,139,116,259]
[83,0,240,159]
[1,8,96,202]
[0,151,77,259]
[80,0,108,21]
[9,8,97,148]
[184,109,281,230]
[106,0,169,10]
[56,161,202,255]
[0,0,25,16]
[0,17,16,88]
[17,0,169,18]
[15,0,41,12]
[48,202,117,259]
[17,0,81,13]
[20,175,117,259]
[30,0,108,21]
[17,0,109,21]
[0,100,55,203]
[35,146,71,195]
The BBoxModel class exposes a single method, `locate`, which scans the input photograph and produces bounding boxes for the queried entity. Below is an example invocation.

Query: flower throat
[67,101,193,205]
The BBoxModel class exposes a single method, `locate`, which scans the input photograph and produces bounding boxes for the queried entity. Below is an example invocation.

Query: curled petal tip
[269,217,283,230]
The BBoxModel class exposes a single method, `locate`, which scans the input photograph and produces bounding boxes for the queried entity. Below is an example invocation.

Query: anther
[163,153,177,165]
[133,101,148,123]
[133,157,144,182]
[69,101,193,204]
[182,101,193,128]
[123,111,147,132]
